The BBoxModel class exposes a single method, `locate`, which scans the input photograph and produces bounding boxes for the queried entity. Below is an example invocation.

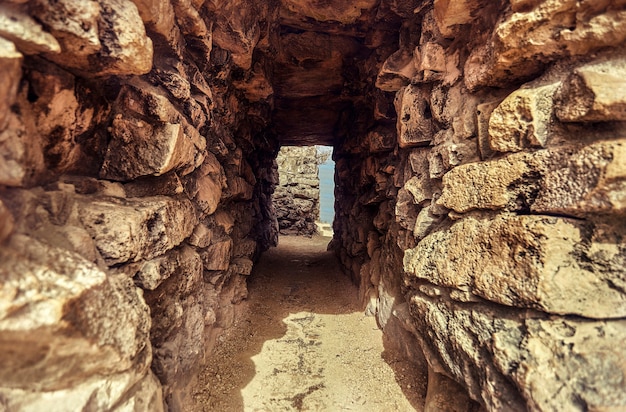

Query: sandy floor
[189,235,425,411]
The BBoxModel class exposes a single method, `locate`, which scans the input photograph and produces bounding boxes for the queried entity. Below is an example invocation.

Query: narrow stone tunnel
[1,0,625,411]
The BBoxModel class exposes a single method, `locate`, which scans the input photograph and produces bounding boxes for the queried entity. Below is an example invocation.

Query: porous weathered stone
[100,115,200,181]
[376,48,416,92]
[230,257,254,275]
[0,38,22,131]
[201,238,233,271]
[404,213,626,318]
[433,0,481,38]
[0,370,163,412]
[78,196,197,265]
[489,82,560,152]
[556,57,626,122]
[32,0,154,76]
[129,0,177,41]
[439,140,626,216]
[410,291,626,411]
[0,4,60,55]
[208,0,260,69]
[465,1,626,89]
[395,85,434,148]
[124,245,202,291]
[0,234,151,391]
[143,244,209,407]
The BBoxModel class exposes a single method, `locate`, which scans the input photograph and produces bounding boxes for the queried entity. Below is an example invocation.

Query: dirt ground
[189,235,426,411]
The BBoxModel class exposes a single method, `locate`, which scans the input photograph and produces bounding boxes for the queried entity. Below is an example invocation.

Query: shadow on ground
[189,235,426,411]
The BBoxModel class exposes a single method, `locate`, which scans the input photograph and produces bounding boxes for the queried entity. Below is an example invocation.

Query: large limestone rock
[404,213,626,319]
[556,56,626,122]
[410,290,626,411]
[0,3,60,55]
[465,0,626,89]
[31,0,154,76]
[100,82,206,181]
[78,196,197,265]
[143,245,208,408]
[0,234,158,409]
[488,82,560,152]
[438,140,626,216]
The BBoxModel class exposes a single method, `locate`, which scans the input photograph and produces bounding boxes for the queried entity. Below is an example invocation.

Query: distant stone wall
[273,146,320,236]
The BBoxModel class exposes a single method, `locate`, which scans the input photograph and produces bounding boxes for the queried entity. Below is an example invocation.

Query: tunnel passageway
[189,235,426,411]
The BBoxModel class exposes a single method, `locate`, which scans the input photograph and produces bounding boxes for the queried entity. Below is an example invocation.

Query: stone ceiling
[270,0,402,146]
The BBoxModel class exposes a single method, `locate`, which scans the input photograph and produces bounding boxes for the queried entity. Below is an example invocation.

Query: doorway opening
[316,145,334,237]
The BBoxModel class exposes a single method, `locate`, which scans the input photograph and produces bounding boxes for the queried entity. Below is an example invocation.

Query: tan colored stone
[439,140,626,216]
[404,175,433,205]
[78,196,197,265]
[33,0,153,76]
[214,210,235,234]
[556,57,626,122]
[533,141,626,216]
[100,116,200,181]
[279,0,377,25]
[489,82,560,152]
[395,85,434,148]
[0,113,31,187]
[143,247,208,402]
[128,0,177,40]
[404,213,626,318]
[188,223,212,248]
[208,0,260,69]
[375,48,416,92]
[476,100,501,160]
[410,290,626,411]
[433,0,480,38]
[110,371,164,412]
[196,174,223,215]
[201,238,233,271]
[124,245,202,291]
[413,205,440,241]
[0,4,60,55]
[0,38,22,131]
[465,1,626,89]
[0,234,151,390]
[417,42,450,83]
[230,257,254,275]
[0,369,163,412]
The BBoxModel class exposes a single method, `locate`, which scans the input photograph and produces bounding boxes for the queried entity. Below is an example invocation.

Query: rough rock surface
[0,0,625,411]
[273,146,321,236]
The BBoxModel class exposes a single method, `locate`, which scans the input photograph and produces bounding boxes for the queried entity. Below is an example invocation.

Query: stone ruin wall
[333,1,626,411]
[273,146,320,236]
[0,0,625,411]
[0,1,281,410]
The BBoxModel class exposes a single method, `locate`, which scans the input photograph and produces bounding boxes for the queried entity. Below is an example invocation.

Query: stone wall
[273,146,320,236]
[333,1,626,411]
[0,1,280,410]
